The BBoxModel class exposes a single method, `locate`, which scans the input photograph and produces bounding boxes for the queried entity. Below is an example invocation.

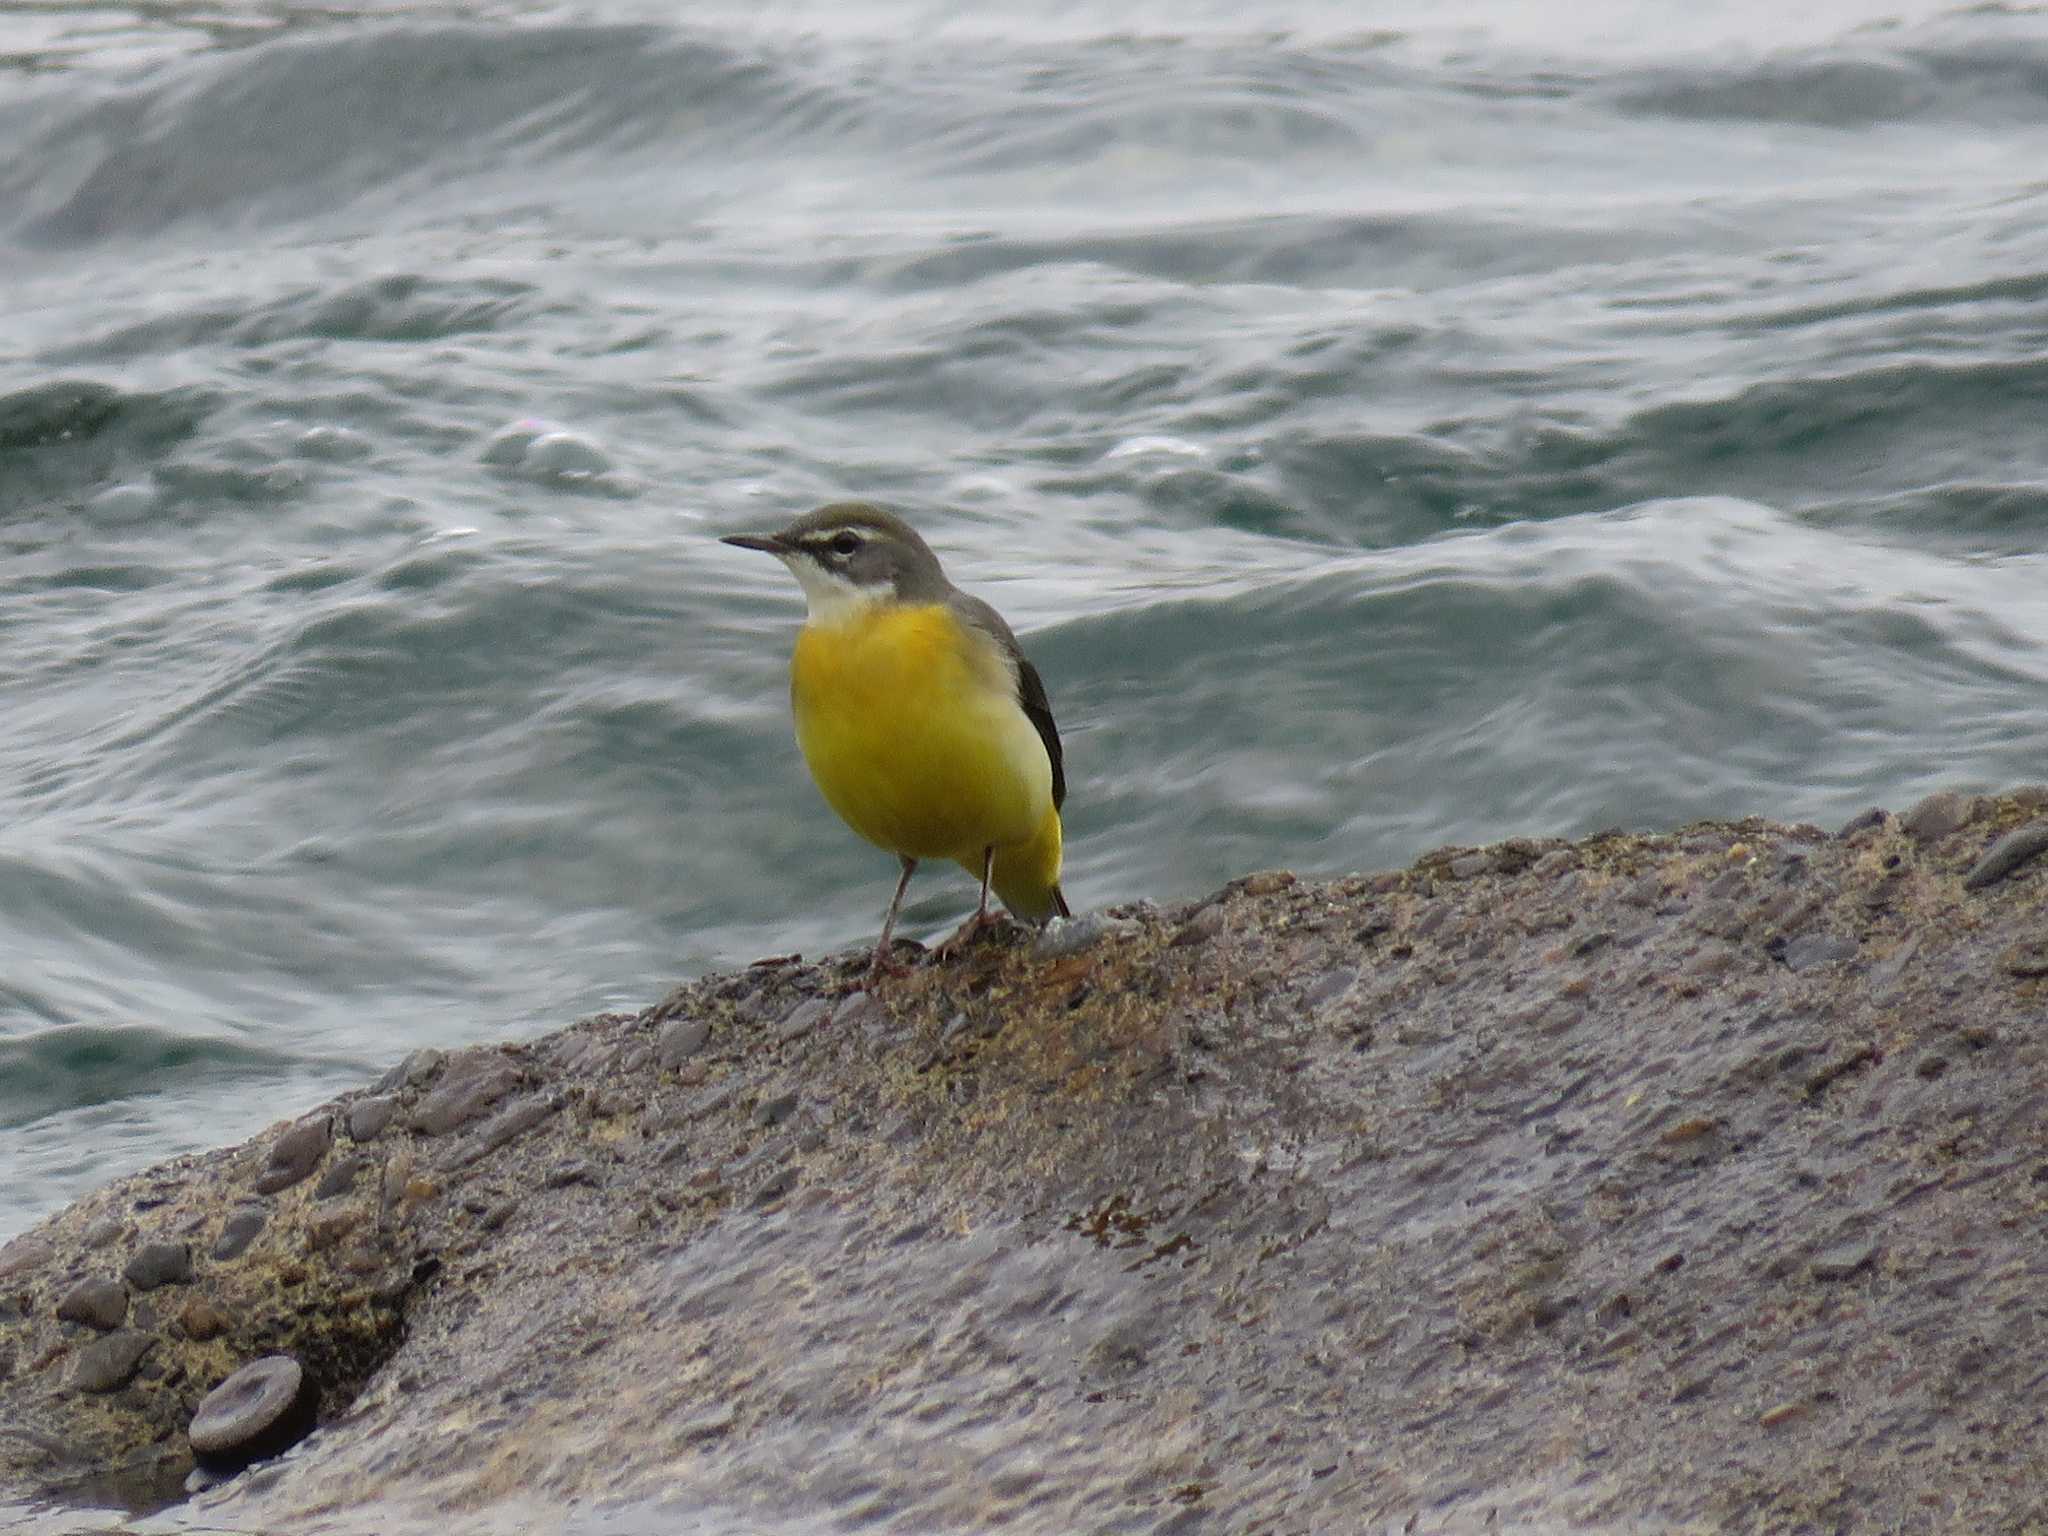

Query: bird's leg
[869,856,918,979]
[937,847,1001,958]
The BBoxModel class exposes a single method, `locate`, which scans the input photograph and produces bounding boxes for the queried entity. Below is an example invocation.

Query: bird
[722,502,1070,975]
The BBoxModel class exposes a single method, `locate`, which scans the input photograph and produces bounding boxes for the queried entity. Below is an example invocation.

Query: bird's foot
[865,939,920,982]
[932,909,1006,962]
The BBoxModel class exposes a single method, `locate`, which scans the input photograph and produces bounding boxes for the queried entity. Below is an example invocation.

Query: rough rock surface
[3,792,2048,1534]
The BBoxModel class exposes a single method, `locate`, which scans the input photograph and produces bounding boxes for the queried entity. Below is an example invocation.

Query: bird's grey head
[722,502,950,617]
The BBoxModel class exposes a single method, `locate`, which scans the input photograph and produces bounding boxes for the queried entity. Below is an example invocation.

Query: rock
[188,1355,318,1471]
[256,1116,334,1195]
[1834,807,1886,838]
[752,1092,799,1129]
[2001,941,2048,979]
[775,996,830,1046]
[81,1215,126,1250]
[829,991,884,1033]
[1448,853,1493,879]
[71,1330,156,1393]
[346,1096,397,1142]
[55,1278,128,1331]
[314,1156,371,1200]
[211,1206,267,1261]
[1901,791,1975,841]
[410,1058,521,1135]
[122,1241,191,1292]
[1034,912,1139,959]
[1780,934,1858,973]
[451,1096,558,1167]
[178,1298,231,1342]
[0,1234,51,1281]
[1964,822,2048,890]
[1811,1240,1878,1281]
[376,1047,446,1094]
[655,1017,710,1067]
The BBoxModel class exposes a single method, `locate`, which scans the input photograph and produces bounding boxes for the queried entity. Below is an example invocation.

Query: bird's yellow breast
[790,601,1053,866]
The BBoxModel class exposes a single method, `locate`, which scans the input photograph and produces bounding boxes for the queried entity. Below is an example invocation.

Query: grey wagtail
[723,502,1070,974]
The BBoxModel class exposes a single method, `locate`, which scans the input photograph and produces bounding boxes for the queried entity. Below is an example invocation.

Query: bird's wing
[952,592,1066,812]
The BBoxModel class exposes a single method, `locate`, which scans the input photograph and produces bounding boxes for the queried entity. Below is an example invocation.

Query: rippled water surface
[4,0,2047,1239]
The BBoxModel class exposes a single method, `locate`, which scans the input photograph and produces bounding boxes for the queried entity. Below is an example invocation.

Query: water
[4,0,2047,1242]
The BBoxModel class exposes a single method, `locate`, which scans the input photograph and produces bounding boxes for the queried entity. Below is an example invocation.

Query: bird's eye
[830,531,861,557]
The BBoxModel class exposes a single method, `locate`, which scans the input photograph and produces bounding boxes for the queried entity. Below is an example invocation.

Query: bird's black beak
[721,532,789,555]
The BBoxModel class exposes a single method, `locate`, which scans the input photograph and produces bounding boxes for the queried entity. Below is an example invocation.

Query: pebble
[1781,934,1858,973]
[82,1214,127,1250]
[2001,941,2048,979]
[753,1091,800,1128]
[656,1017,711,1067]
[306,1207,366,1250]
[123,1241,192,1291]
[256,1116,333,1195]
[188,1355,318,1470]
[830,991,884,1033]
[56,1277,128,1330]
[451,1095,557,1167]
[212,1206,267,1261]
[1963,822,2048,890]
[521,429,613,477]
[1448,853,1493,880]
[0,1234,52,1281]
[375,1047,446,1094]
[1834,807,1886,838]
[71,1330,156,1393]
[314,1155,371,1200]
[410,1058,522,1135]
[1531,849,1576,878]
[1034,912,1138,959]
[346,1096,397,1142]
[1170,905,1228,947]
[775,996,830,1046]
[178,1296,231,1342]
[1901,790,1975,841]
[1810,1240,1877,1281]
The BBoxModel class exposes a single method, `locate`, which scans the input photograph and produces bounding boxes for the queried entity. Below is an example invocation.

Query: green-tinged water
[3,0,2047,1241]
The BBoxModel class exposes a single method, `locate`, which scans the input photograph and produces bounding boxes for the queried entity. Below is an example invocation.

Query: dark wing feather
[952,593,1067,811]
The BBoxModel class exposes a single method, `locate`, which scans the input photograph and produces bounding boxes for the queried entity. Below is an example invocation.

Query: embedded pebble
[753,1091,799,1128]
[656,1017,711,1068]
[188,1355,317,1470]
[346,1096,397,1142]
[1781,934,1858,973]
[256,1116,333,1195]
[178,1296,231,1342]
[1901,790,1975,842]
[0,1234,52,1280]
[1531,849,1576,878]
[123,1241,191,1291]
[212,1206,267,1261]
[410,1058,522,1135]
[1448,853,1493,880]
[831,991,884,1033]
[1811,1240,1877,1281]
[314,1155,371,1200]
[776,996,830,1045]
[1171,905,1229,948]
[306,1206,366,1250]
[1963,822,2048,890]
[452,1095,557,1167]
[376,1047,446,1094]
[2001,941,2048,979]
[56,1277,128,1330]
[71,1330,156,1393]
[82,1214,127,1250]
[1034,912,1138,959]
